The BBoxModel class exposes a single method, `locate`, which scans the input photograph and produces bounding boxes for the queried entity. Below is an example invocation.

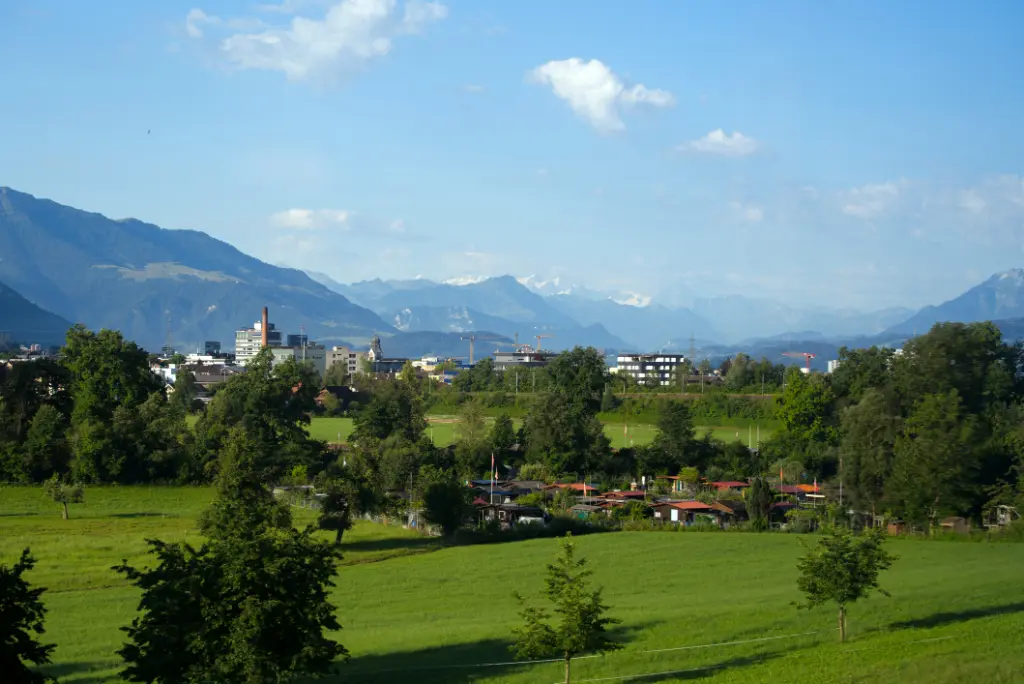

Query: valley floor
[2,487,1020,684]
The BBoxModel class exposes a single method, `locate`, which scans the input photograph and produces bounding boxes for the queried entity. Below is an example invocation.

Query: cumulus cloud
[185,0,447,82]
[679,129,759,157]
[269,208,351,229]
[528,58,673,132]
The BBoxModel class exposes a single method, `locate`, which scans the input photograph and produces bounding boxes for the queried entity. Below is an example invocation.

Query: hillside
[0,280,73,346]
[885,269,1024,335]
[0,187,391,351]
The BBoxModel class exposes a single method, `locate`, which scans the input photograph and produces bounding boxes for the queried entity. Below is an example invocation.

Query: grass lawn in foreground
[1,486,1022,683]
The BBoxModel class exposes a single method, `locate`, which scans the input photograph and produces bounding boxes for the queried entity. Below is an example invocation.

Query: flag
[490,453,495,482]
[813,477,818,492]
[780,467,784,482]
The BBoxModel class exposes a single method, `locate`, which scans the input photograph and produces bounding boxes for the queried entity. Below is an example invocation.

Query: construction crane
[782,351,816,372]
[460,335,502,365]
[535,333,554,352]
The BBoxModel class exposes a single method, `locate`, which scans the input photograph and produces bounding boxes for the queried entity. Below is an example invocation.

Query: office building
[235,309,282,366]
[327,347,366,377]
[614,353,687,386]
[204,341,222,355]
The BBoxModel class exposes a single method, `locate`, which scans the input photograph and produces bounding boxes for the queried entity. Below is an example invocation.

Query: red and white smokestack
[261,307,269,348]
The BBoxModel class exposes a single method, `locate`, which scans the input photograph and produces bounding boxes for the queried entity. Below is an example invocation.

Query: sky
[2,0,1024,311]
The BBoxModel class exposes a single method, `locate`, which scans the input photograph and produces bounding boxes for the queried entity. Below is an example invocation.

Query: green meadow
[1,487,1022,683]
[304,415,770,449]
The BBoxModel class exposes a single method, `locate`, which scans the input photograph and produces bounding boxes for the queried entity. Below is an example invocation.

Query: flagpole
[490,452,495,505]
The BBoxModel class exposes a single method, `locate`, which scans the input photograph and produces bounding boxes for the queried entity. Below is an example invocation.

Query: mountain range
[4,185,1024,364]
[0,280,72,346]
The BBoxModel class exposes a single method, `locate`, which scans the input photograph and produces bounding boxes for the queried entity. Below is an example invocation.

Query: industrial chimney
[261,307,269,348]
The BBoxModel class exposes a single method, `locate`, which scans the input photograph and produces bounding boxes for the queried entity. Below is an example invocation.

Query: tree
[546,347,608,419]
[170,368,199,413]
[322,362,350,388]
[795,525,896,641]
[18,405,69,483]
[512,535,622,684]
[0,549,55,684]
[115,428,347,683]
[192,349,323,482]
[455,401,489,478]
[889,391,977,528]
[651,402,697,471]
[522,394,610,477]
[490,412,517,463]
[351,380,427,444]
[599,384,616,413]
[838,389,901,516]
[43,474,83,520]
[422,475,472,537]
[746,477,773,530]
[399,359,417,385]
[317,469,381,545]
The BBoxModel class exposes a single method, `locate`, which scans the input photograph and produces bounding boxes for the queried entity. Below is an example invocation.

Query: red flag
[813,477,818,492]
[490,453,495,480]
[780,467,784,482]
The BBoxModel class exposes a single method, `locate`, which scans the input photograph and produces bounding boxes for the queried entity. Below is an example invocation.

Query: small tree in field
[0,549,55,684]
[43,474,83,520]
[512,535,621,684]
[795,525,896,641]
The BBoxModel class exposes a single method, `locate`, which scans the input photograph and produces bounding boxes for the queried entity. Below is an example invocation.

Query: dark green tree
[838,389,901,516]
[599,384,616,413]
[546,347,608,419]
[889,391,977,528]
[169,368,199,413]
[422,473,472,537]
[795,525,896,642]
[0,549,55,684]
[650,402,697,471]
[522,393,610,477]
[192,349,323,481]
[115,428,347,683]
[746,477,773,530]
[490,412,517,465]
[351,379,427,444]
[17,405,69,483]
[316,469,381,545]
[512,535,622,684]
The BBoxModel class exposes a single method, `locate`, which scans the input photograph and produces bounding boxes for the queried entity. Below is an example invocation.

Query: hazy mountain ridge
[884,269,1024,335]
[0,187,391,352]
[0,280,73,346]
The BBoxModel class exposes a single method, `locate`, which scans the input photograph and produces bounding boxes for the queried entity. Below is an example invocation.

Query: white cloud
[269,208,351,229]
[679,129,759,157]
[528,58,673,132]
[958,189,987,214]
[840,182,902,219]
[185,8,216,38]
[462,84,486,93]
[731,202,764,223]
[387,219,406,233]
[185,0,447,82]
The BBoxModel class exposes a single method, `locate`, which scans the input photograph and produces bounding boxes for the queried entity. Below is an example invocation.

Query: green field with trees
[2,321,1024,683]
[1,486,1023,683]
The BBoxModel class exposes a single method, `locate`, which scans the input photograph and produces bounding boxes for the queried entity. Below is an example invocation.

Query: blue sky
[2,0,1023,310]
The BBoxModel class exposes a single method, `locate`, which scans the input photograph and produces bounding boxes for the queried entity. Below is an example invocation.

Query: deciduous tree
[43,474,83,520]
[512,535,622,684]
[795,525,895,641]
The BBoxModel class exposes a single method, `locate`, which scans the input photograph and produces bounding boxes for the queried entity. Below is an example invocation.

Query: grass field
[2,487,1022,683]
[305,416,771,448]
